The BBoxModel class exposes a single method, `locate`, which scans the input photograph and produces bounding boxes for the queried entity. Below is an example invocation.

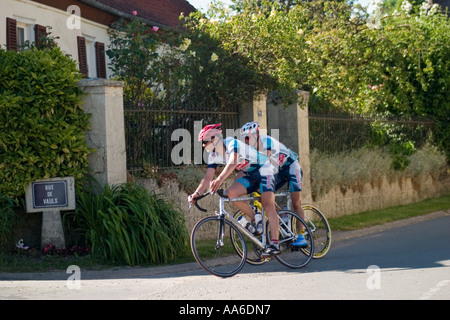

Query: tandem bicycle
[190,189,314,278]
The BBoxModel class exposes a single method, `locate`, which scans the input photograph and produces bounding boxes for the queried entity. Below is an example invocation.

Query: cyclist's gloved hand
[188,191,201,207]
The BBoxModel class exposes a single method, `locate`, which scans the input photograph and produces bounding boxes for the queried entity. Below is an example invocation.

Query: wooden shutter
[95,42,107,79]
[35,24,47,47]
[6,18,17,52]
[77,36,88,78]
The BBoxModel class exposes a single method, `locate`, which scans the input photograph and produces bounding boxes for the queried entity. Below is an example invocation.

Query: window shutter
[95,42,107,79]
[6,18,17,52]
[35,24,47,47]
[77,36,88,77]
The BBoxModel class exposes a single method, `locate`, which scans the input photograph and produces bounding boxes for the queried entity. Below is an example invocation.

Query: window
[15,20,33,50]
[17,26,25,47]
[6,17,43,51]
[77,36,107,79]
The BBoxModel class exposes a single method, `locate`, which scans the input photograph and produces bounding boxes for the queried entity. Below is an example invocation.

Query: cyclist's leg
[261,190,278,241]
[259,163,280,255]
[227,175,256,220]
[279,161,307,247]
[287,161,305,221]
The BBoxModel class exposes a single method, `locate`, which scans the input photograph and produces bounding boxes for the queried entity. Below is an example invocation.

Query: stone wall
[314,175,449,218]
[137,173,449,232]
[137,177,237,233]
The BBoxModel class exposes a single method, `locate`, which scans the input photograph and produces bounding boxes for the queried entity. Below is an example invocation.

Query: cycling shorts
[276,159,303,192]
[236,163,276,193]
[239,159,302,193]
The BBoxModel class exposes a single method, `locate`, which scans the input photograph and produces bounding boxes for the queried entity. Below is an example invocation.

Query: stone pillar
[239,93,268,134]
[78,79,127,187]
[267,90,312,203]
[296,91,312,203]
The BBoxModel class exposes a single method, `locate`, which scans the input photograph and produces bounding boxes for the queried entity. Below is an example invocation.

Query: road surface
[1,210,449,301]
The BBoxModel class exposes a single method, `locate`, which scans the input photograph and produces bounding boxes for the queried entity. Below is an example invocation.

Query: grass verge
[327,194,450,231]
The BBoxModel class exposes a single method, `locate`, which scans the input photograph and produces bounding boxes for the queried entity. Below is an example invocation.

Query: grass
[1,194,449,273]
[328,194,450,231]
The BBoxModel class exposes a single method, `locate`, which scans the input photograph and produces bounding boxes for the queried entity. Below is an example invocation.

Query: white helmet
[240,121,259,137]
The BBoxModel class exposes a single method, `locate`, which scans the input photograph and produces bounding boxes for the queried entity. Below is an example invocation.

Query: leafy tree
[188,0,449,158]
[107,14,260,109]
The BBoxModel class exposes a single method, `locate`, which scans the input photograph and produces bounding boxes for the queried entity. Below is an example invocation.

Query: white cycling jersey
[207,137,269,173]
[259,135,298,167]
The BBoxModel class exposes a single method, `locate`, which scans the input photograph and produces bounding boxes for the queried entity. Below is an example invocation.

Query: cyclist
[188,123,281,256]
[240,121,308,248]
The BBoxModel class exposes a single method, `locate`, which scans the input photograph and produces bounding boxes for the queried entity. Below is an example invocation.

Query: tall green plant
[68,179,188,266]
[0,47,91,199]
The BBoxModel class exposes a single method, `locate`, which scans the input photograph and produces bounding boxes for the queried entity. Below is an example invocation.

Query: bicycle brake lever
[217,189,228,199]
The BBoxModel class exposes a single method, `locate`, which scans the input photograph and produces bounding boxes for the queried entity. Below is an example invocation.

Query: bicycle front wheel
[270,210,314,269]
[191,216,247,278]
[302,205,331,258]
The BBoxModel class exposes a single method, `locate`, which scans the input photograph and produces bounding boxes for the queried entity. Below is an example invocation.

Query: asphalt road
[1,210,449,301]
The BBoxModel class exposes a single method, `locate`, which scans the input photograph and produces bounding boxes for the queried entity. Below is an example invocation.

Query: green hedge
[0,47,92,199]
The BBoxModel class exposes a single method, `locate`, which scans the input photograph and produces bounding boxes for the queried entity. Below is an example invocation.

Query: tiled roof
[93,0,196,28]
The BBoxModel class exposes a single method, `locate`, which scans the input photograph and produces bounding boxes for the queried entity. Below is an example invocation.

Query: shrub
[67,179,189,266]
[0,193,17,251]
[0,47,91,199]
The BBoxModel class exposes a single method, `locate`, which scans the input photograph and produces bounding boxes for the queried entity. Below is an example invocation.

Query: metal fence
[124,100,434,174]
[308,111,435,155]
[124,101,240,174]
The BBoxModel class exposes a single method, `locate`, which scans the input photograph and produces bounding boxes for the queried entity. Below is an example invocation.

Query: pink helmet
[198,123,222,141]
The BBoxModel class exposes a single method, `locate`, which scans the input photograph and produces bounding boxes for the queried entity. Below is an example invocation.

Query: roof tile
[95,0,196,28]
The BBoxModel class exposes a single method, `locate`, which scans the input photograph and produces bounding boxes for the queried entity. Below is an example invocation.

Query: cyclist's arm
[189,167,216,203]
[210,152,238,193]
[196,167,216,194]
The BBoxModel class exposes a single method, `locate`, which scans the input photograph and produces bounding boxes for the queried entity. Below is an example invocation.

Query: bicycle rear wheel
[191,216,247,278]
[269,210,314,269]
[302,205,331,258]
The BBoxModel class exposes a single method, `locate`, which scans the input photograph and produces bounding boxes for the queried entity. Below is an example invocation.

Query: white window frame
[14,17,35,49]
[83,34,97,78]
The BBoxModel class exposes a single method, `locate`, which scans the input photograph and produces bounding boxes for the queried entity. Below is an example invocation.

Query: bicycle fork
[216,216,225,249]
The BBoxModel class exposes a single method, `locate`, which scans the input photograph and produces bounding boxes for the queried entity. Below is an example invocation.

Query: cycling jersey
[259,135,298,168]
[207,137,269,173]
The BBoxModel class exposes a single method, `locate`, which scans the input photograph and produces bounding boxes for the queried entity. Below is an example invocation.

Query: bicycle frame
[253,191,320,235]
[216,193,266,251]
[215,191,297,251]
